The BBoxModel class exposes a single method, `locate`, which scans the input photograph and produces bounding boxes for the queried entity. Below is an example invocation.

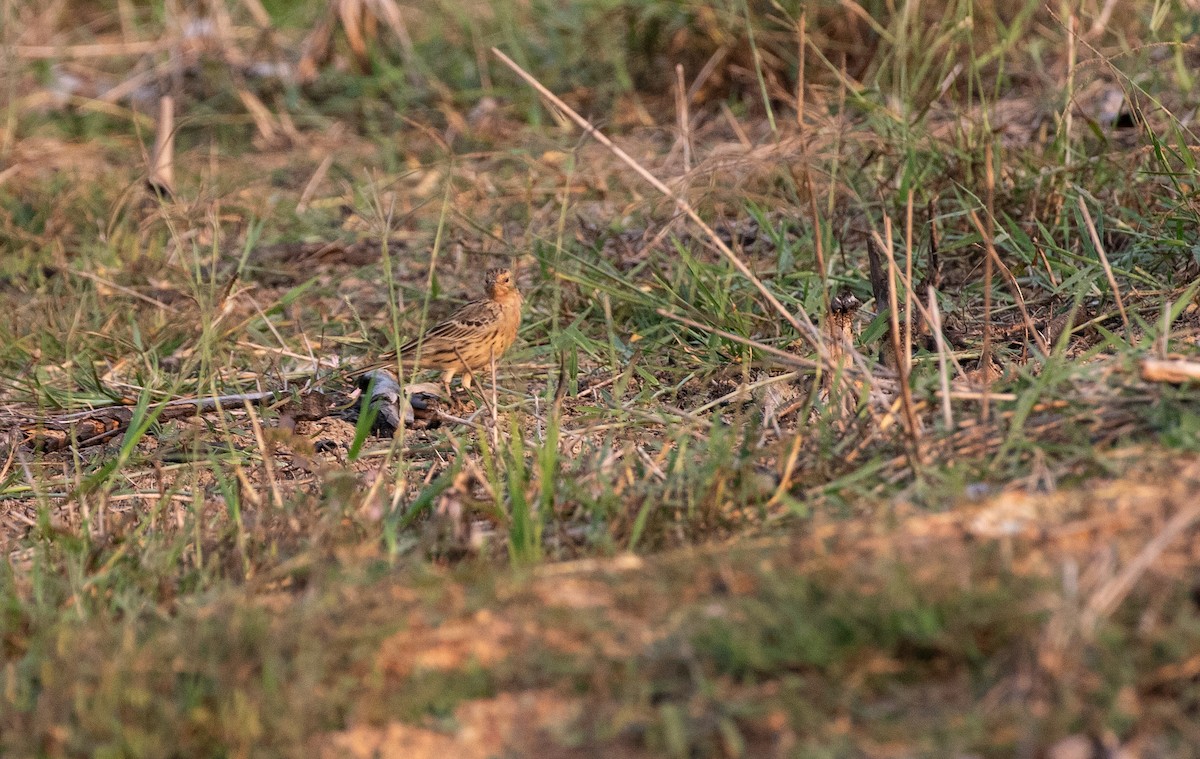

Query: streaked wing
[399,300,500,352]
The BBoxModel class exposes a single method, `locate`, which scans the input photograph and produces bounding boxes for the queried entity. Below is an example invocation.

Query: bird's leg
[440,368,457,398]
[449,347,475,394]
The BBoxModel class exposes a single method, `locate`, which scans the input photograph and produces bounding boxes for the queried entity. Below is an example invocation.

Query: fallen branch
[9,391,313,452]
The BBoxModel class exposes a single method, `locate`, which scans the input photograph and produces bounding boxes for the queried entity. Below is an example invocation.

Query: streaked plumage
[351,268,523,390]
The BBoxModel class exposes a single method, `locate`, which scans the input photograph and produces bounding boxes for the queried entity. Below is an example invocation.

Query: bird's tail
[347,349,434,379]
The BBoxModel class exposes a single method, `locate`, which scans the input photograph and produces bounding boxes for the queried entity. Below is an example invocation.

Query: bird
[350,267,523,392]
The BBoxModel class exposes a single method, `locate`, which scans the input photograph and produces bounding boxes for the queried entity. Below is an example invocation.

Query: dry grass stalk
[928,285,954,429]
[1035,242,1060,287]
[1086,0,1121,40]
[66,264,178,312]
[795,12,806,130]
[240,0,273,28]
[1140,357,1200,384]
[299,0,421,84]
[870,230,925,466]
[674,64,692,173]
[980,143,995,422]
[15,40,170,59]
[1064,11,1077,167]
[1077,196,1131,338]
[865,230,890,354]
[654,308,817,370]
[823,291,861,419]
[904,192,915,372]
[804,171,825,290]
[147,95,175,199]
[691,371,801,415]
[366,0,420,83]
[968,209,1051,355]
[1155,300,1171,358]
[297,154,335,214]
[237,87,280,144]
[768,431,805,509]
[1080,499,1200,637]
[342,0,378,70]
[863,212,961,384]
[242,397,283,512]
[297,9,335,82]
[719,102,752,148]
[492,47,841,371]
[28,93,155,130]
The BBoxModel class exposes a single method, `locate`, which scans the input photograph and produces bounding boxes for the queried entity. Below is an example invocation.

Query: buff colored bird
[351,268,523,391]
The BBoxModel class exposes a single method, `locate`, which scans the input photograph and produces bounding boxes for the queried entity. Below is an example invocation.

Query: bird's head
[485,268,519,299]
